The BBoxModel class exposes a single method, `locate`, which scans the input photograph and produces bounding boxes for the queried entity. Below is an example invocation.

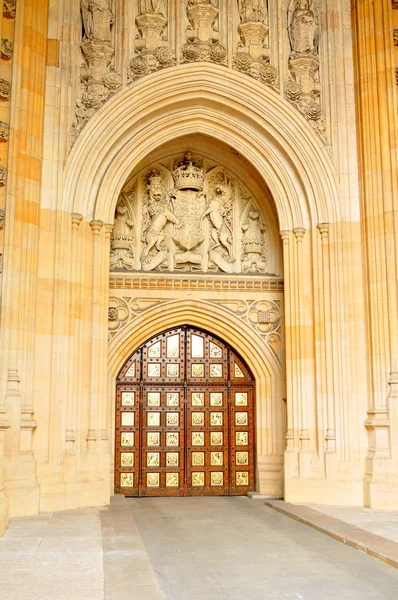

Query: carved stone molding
[1,39,13,61]
[0,209,5,229]
[108,296,170,338]
[109,273,284,291]
[3,0,16,18]
[0,167,7,186]
[0,79,10,100]
[0,121,9,142]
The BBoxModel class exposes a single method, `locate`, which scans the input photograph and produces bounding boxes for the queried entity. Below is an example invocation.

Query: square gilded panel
[147,432,160,446]
[192,452,205,466]
[210,342,222,358]
[191,334,204,358]
[120,452,134,467]
[210,412,223,426]
[147,452,160,467]
[236,471,249,486]
[235,364,245,378]
[235,392,248,406]
[147,473,160,487]
[211,451,223,466]
[191,364,204,377]
[166,432,179,446]
[121,412,134,426]
[148,363,161,377]
[121,432,134,446]
[236,431,248,445]
[148,341,161,358]
[210,364,222,378]
[122,392,135,406]
[210,392,223,406]
[147,392,160,406]
[121,473,134,487]
[211,472,223,486]
[191,392,204,406]
[235,412,248,426]
[167,392,179,406]
[166,473,179,487]
[166,364,179,378]
[125,362,135,377]
[211,432,223,446]
[192,472,204,486]
[166,452,179,467]
[236,451,249,466]
[192,431,204,446]
[167,334,180,358]
[147,412,160,426]
[192,412,204,426]
[166,412,179,426]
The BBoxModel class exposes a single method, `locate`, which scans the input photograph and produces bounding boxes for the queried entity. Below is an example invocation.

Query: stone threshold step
[265,500,398,570]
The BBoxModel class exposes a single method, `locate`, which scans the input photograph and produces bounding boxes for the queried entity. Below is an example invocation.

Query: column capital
[293,227,306,241]
[71,213,83,231]
[89,220,103,236]
[280,230,291,242]
[104,223,114,238]
[317,223,329,239]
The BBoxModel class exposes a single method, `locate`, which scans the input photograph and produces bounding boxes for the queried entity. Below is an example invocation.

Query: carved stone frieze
[0,121,9,142]
[0,79,10,100]
[3,0,16,18]
[109,273,284,290]
[1,39,13,61]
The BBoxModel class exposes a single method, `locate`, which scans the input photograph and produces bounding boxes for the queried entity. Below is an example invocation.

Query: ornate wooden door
[115,327,255,496]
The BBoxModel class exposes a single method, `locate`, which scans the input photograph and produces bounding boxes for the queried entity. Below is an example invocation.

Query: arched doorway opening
[115,326,255,497]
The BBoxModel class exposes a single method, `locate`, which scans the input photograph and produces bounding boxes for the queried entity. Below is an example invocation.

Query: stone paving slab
[265,499,398,570]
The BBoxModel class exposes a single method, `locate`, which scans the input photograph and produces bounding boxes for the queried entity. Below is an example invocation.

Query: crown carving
[172,152,204,191]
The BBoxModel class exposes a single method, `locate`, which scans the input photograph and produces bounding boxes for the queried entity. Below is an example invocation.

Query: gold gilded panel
[235,364,244,378]
[147,473,160,487]
[235,392,248,406]
[210,412,223,426]
[191,364,204,377]
[121,412,134,426]
[166,452,179,466]
[166,412,179,426]
[147,432,160,446]
[192,452,205,466]
[192,472,204,486]
[192,412,204,426]
[166,473,179,487]
[121,432,134,446]
[211,451,223,466]
[148,363,161,377]
[166,432,179,446]
[211,472,223,486]
[121,473,134,487]
[121,452,134,467]
[211,432,223,445]
[147,452,160,466]
[167,334,180,358]
[210,364,222,378]
[147,412,160,426]
[167,392,179,406]
[125,362,135,377]
[191,392,204,406]
[235,412,248,426]
[147,392,160,406]
[210,392,223,406]
[236,472,249,486]
[191,334,204,358]
[166,364,179,378]
[236,431,248,445]
[148,341,161,357]
[122,392,135,406]
[236,451,249,466]
[192,432,204,446]
[210,342,222,358]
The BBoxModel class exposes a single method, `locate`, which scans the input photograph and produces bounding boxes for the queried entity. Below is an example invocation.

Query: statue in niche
[81,0,114,43]
[288,0,319,56]
[204,173,235,271]
[141,169,178,271]
[241,207,268,272]
[110,202,135,270]
[139,0,167,15]
[237,0,265,23]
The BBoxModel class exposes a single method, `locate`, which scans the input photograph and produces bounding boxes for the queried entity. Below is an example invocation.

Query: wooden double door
[115,326,255,496]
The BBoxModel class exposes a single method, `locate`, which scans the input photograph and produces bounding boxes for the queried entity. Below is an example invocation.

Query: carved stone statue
[141,169,179,271]
[81,0,114,43]
[110,202,135,270]
[241,207,267,272]
[288,0,319,55]
[238,0,265,23]
[139,0,167,16]
[204,174,235,272]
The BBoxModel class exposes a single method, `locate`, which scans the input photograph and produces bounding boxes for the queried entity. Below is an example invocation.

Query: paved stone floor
[2,496,398,600]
